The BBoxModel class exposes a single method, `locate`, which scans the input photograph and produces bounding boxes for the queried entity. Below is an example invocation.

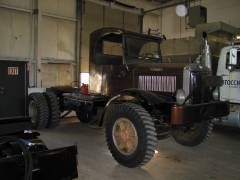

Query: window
[103,41,123,56]
[226,51,240,70]
[125,36,161,64]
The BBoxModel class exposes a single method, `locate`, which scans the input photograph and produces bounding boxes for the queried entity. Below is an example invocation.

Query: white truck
[213,44,240,128]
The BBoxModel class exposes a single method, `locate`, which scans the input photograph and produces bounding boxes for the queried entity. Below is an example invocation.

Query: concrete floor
[38,117,240,180]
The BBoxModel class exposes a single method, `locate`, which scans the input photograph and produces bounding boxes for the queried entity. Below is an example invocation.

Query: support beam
[36,0,42,87]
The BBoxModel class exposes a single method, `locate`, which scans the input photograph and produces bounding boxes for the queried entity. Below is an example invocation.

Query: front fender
[99,88,172,126]
[119,88,172,105]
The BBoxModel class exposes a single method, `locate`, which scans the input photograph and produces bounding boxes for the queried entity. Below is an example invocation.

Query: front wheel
[173,120,213,147]
[105,103,157,168]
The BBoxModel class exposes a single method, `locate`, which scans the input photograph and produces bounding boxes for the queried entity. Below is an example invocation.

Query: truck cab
[216,46,240,103]
[214,45,240,127]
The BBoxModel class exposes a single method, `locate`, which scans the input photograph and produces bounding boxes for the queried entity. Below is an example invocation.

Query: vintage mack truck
[28,28,230,168]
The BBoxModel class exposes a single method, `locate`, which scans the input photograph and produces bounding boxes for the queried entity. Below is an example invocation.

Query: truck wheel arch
[100,88,171,126]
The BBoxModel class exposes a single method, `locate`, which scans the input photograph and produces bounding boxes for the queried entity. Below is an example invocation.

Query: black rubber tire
[76,108,92,123]
[105,103,157,168]
[43,92,60,128]
[173,120,213,147]
[28,93,49,130]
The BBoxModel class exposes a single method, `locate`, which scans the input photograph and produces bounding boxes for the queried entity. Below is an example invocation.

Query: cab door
[220,49,240,103]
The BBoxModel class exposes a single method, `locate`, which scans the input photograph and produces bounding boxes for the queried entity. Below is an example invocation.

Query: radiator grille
[138,76,176,92]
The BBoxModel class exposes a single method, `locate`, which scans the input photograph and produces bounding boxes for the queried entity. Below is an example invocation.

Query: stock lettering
[222,80,240,86]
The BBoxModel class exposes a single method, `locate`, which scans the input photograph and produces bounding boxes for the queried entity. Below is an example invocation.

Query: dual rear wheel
[28,92,60,130]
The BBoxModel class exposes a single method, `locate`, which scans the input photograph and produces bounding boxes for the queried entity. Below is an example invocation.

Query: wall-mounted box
[189,5,207,28]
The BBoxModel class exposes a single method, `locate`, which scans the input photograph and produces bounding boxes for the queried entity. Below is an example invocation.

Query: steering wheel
[140,53,154,59]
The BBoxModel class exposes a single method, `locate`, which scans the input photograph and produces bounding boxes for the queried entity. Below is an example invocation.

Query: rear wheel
[76,107,92,123]
[105,103,157,168]
[28,93,49,129]
[43,92,60,128]
[173,120,213,146]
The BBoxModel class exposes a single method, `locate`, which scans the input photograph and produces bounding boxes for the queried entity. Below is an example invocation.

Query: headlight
[212,87,219,100]
[176,89,186,105]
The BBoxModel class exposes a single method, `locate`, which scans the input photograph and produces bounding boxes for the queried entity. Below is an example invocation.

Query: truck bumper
[171,101,229,125]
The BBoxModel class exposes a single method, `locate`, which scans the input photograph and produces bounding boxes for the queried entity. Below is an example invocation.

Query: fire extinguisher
[80,83,88,95]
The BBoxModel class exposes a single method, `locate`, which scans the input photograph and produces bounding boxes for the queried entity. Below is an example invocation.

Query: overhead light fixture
[237,35,240,39]
[175,4,188,17]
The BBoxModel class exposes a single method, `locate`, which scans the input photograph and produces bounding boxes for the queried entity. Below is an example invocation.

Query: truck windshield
[124,36,162,64]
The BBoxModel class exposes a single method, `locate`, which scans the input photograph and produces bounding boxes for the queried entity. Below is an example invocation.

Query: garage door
[0,0,79,87]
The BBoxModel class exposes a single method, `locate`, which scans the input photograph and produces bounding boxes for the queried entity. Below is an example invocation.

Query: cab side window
[226,51,240,69]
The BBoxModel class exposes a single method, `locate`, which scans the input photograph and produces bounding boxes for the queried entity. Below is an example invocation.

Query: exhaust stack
[202,32,212,74]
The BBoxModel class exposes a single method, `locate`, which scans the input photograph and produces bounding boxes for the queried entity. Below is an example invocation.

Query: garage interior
[0,0,240,179]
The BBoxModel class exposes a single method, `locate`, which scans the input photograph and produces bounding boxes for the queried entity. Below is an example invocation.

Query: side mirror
[227,48,238,71]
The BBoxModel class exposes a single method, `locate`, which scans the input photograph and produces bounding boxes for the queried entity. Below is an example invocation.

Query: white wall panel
[11,10,31,58]
[0,8,31,59]
[57,19,76,60]
[161,7,183,39]
[0,8,12,58]
[42,0,76,18]
[124,11,138,26]
[83,15,103,30]
[40,0,77,87]
[105,8,123,29]
[143,13,161,34]
[124,11,139,32]
[41,64,74,87]
[41,16,58,59]
[81,30,91,47]
[41,15,76,62]
[0,0,31,9]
